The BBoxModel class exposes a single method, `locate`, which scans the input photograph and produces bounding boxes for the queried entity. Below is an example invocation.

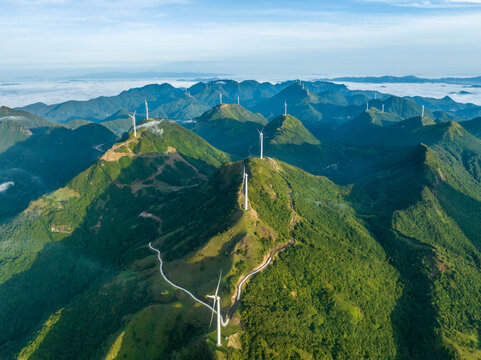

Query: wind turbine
[145,99,149,120]
[382,104,385,113]
[421,105,425,117]
[207,270,223,347]
[219,91,223,104]
[237,96,240,106]
[284,101,287,115]
[243,167,249,211]
[129,110,137,137]
[366,102,369,111]
[257,127,264,159]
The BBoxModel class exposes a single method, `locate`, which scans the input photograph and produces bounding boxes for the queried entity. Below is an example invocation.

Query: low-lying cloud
[0,181,14,193]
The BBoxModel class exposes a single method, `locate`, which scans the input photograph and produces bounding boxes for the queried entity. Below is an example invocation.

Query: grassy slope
[100,157,401,360]
[0,119,231,359]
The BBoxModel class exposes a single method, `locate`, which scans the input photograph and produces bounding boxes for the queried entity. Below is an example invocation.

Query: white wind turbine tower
[284,101,287,115]
[366,102,369,111]
[243,167,249,210]
[145,99,149,120]
[129,110,137,137]
[237,96,240,106]
[382,104,385,113]
[219,91,223,104]
[207,270,223,347]
[421,105,425,117]
[257,128,264,159]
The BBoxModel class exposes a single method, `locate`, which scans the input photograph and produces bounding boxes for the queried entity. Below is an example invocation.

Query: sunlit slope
[101,157,401,359]
[0,119,231,359]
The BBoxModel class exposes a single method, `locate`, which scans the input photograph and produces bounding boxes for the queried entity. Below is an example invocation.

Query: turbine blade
[208,297,216,327]
[214,269,222,297]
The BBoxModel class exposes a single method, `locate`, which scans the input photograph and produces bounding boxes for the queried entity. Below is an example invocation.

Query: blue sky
[1,0,481,79]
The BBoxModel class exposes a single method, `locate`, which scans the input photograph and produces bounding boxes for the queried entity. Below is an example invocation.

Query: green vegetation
[0,123,117,222]
[0,106,59,153]
[3,80,481,359]
[190,104,267,157]
[0,120,232,359]
[461,117,481,139]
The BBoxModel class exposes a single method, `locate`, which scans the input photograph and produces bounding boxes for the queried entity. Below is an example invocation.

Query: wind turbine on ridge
[145,99,149,120]
[421,105,425,117]
[243,166,249,211]
[284,100,287,115]
[129,110,137,137]
[219,91,223,105]
[257,127,264,160]
[207,270,223,346]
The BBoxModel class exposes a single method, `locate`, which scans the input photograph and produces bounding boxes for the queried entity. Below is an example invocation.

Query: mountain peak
[392,116,436,130]
[265,114,320,145]
[277,83,318,105]
[195,103,266,124]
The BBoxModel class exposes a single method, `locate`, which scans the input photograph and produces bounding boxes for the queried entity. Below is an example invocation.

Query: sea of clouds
[0,78,480,109]
[337,82,481,106]
[0,79,197,108]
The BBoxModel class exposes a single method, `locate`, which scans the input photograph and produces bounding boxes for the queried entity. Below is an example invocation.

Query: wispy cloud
[0,1,480,77]
[357,0,481,7]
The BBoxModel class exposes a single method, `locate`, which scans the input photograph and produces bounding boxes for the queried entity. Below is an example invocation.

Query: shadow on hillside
[346,145,453,360]
[0,153,231,359]
[0,125,117,222]
[437,182,481,255]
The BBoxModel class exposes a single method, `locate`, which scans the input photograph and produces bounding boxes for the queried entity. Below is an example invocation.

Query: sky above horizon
[1,0,481,79]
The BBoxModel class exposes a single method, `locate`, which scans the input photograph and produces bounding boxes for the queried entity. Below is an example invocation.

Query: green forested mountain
[0,118,232,359]
[253,83,321,120]
[15,80,481,130]
[151,93,211,120]
[189,104,267,156]
[369,96,432,119]
[334,108,403,145]
[63,118,94,130]
[0,106,59,153]
[3,80,481,360]
[17,81,284,124]
[0,123,117,222]
[262,114,334,174]
[461,117,481,138]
